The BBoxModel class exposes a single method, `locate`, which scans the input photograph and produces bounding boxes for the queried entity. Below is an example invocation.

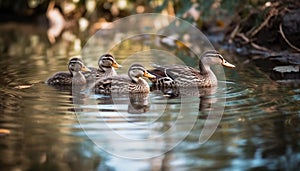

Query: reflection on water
[0,24,300,171]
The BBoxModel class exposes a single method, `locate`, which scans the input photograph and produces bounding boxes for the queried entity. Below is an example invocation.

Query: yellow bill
[143,71,156,79]
[222,59,235,68]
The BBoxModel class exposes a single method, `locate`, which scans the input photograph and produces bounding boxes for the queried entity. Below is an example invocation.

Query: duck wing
[84,67,105,81]
[46,72,72,86]
[151,64,202,81]
[92,75,131,94]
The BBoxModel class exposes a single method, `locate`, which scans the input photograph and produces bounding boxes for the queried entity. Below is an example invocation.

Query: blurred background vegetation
[0,0,299,58]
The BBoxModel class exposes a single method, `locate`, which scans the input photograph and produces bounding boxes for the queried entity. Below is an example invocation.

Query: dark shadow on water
[0,21,299,170]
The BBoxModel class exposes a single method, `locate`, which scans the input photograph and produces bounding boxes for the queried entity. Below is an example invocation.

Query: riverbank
[1,0,299,85]
[220,1,300,85]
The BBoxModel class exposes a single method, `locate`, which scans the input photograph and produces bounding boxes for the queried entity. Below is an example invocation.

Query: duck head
[68,57,91,76]
[201,50,235,68]
[98,54,122,71]
[128,64,156,83]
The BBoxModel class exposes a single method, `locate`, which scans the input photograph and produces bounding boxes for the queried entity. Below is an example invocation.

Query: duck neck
[72,71,86,85]
[199,60,218,86]
[130,75,139,83]
[131,76,148,86]
[199,60,209,75]
[100,66,116,74]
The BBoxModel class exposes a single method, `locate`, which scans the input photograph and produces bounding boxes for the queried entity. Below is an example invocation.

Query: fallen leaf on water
[14,84,33,89]
[273,65,299,73]
[0,129,11,135]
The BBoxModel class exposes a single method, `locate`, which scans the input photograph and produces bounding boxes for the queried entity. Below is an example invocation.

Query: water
[0,24,300,171]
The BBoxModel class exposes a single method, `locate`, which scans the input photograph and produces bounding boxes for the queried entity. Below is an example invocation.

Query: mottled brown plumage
[84,54,121,82]
[148,50,235,87]
[92,64,155,94]
[46,57,90,86]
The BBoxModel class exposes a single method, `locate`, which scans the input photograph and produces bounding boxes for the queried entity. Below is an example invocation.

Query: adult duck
[149,50,235,87]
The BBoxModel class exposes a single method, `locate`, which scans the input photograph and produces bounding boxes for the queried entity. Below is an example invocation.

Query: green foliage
[220,0,240,16]
[153,0,241,23]
[154,0,168,13]
[196,0,215,19]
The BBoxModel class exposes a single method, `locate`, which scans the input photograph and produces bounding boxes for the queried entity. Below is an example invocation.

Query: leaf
[14,84,33,89]
[273,65,299,73]
[0,129,10,135]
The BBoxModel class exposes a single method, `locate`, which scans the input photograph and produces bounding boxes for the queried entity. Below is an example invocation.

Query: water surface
[0,24,299,171]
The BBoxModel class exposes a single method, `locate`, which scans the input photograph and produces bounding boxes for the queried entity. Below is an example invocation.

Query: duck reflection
[127,93,150,114]
[105,93,150,114]
[85,90,150,114]
[151,85,218,112]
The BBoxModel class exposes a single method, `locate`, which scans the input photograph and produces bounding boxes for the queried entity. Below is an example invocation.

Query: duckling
[46,57,91,86]
[148,50,235,87]
[92,64,156,94]
[84,54,121,82]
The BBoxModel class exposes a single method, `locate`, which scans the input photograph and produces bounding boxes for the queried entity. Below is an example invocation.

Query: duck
[46,57,91,86]
[148,50,235,87]
[92,64,156,94]
[84,54,121,82]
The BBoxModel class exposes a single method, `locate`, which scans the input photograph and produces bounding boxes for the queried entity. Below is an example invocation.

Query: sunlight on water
[0,30,300,171]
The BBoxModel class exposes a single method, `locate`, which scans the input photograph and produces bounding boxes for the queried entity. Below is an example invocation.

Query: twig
[237,33,250,43]
[250,42,270,52]
[237,33,270,51]
[236,33,270,52]
[279,23,300,52]
[229,24,239,44]
[251,8,278,37]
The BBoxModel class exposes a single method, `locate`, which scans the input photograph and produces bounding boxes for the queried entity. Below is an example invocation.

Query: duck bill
[112,62,122,68]
[81,66,91,72]
[222,60,235,68]
[143,72,156,79]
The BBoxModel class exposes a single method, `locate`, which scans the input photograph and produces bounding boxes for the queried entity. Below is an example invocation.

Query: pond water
[0,24,300,171]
